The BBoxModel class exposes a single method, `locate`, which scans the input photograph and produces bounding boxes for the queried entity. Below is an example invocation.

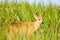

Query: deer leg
[26,33,31,40]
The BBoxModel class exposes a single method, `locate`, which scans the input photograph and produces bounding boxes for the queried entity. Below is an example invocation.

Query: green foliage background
[0,1,60,40]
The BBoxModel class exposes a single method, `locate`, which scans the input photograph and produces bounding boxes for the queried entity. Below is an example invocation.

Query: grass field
[0,1,60,40]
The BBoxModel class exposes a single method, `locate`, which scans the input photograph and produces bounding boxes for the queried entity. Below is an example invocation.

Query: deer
[6,12,45,40]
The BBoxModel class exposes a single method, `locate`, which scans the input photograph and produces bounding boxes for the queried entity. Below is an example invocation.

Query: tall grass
[0,1,60,40]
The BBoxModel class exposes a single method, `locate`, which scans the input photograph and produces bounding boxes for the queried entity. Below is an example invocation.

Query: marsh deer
[6,12,44,40]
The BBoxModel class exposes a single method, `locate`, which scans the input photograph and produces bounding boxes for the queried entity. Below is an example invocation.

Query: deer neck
[34,20,40,31]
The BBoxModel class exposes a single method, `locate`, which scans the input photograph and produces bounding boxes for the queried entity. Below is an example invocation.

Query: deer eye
[39,19,40,20]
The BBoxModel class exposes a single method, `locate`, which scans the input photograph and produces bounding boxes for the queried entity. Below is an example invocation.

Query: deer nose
[42,22,44,24]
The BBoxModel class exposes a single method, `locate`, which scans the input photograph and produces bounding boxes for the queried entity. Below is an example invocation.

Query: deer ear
[42,12,45,17]
[34,13,38,19]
